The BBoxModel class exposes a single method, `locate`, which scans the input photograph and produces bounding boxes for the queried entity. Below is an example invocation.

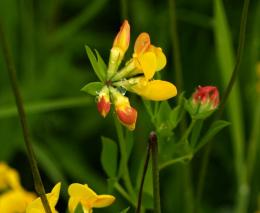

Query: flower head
[186,86,219,119]
[26,182,61,213]
[82,20,177,130]
[68,183,115,213]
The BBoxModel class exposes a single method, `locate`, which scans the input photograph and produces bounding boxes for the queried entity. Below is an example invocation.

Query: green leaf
[195,120,230,152]
[120,207,130,213]
[81,82,104,96]
[101,137,118,178]
[85,45,106,82]
[95,49,107,72]
[74,203,84,213]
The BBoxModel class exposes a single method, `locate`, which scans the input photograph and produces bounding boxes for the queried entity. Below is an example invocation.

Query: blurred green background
[0,0,260,212]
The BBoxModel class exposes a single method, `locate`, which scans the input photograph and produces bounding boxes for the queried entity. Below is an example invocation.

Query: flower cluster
[26,183,115,213]
[0,162,36,213]
[82,20,177,130]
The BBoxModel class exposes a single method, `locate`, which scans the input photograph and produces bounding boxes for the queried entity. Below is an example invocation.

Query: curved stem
[159,154,193,171]
[0,21,51,212]
[149,132,161,213]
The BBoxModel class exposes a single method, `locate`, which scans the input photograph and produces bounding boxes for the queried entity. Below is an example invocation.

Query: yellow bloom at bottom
[0,189,36,213]
[26,182,61,213]
[68,183,115,213]
[0,162,22,190]
[131,77,177,101]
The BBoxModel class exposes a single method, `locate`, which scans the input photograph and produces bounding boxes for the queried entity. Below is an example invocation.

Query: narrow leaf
[85,45,106,81]
[195,120,230,152]
[81,82,104,96]
[101,137,118,178]
[95,49,107,72]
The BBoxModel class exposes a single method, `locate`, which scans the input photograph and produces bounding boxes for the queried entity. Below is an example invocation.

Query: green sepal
[85,45,106,82]
[101,137,118,178]
[195,120,230,152]
[81,82,104,96]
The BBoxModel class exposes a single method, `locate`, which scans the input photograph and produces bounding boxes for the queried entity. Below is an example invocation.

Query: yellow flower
[26,182,61,213]
[0,189,36,213]
[132,78,177,101]
[68,183,115,213]
[0,162,22,190]
[133,32,167,80]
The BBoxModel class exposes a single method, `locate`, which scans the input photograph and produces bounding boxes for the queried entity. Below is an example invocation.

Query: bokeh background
[0,0,260,212]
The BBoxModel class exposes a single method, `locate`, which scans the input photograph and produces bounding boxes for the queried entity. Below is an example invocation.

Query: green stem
[247,95,260,181]
[114,117,135,199]
[0,22,51,212]
[197,0,250,212]
[179,118,197,143]
[136,143,151,213]
[115,182,135,206]
[149,132,161,213]
[168,0,183,92]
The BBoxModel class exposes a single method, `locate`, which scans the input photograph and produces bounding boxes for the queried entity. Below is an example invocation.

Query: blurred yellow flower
[0,189,36,213]
[26,182,61,213]
[0,162,22,190]
[68,183,115,213]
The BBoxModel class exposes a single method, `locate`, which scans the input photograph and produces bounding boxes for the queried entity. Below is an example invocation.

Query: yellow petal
[138,52,157,79]
[134,32,150,54]
[68,183,97,199]
[93,195,116,208]
[26,182,61,213]
[149,45,167,71]
[132,79,177,101]
[0,190,36,213]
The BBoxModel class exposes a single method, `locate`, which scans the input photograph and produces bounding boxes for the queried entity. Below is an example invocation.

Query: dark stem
[136,143,151,213]
[150,132,161,213]
[0,22,52,213]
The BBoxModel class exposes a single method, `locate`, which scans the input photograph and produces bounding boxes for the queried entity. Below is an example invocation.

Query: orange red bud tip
[97,96,111,118]
[116,106,137,131]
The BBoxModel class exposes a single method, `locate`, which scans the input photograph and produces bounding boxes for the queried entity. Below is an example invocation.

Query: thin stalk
[179,118,197,143]
[136,143,151,213]
[0,22,51,212]
[114,117,135,199]
[159,154,193,171]
[115,182,135,206]
[168,0,183,92]
[197,0,250,212]
[149,132,161,213]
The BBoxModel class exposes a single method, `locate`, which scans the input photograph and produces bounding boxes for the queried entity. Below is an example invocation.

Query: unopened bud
[97,86,111,118]
[186,86,219,119]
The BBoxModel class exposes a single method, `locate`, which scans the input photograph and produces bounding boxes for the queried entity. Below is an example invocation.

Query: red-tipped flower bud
[97,86,111,118]
[186,86,219,119]
[111,88,137,131]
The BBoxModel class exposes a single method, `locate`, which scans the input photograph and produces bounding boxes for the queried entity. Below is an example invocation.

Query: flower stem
[136,142,151,213]
[168,0,183,92]
[0,21,51,213]
[179,118,197,143]
[114,117,135,199]
[149,132,161,213]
